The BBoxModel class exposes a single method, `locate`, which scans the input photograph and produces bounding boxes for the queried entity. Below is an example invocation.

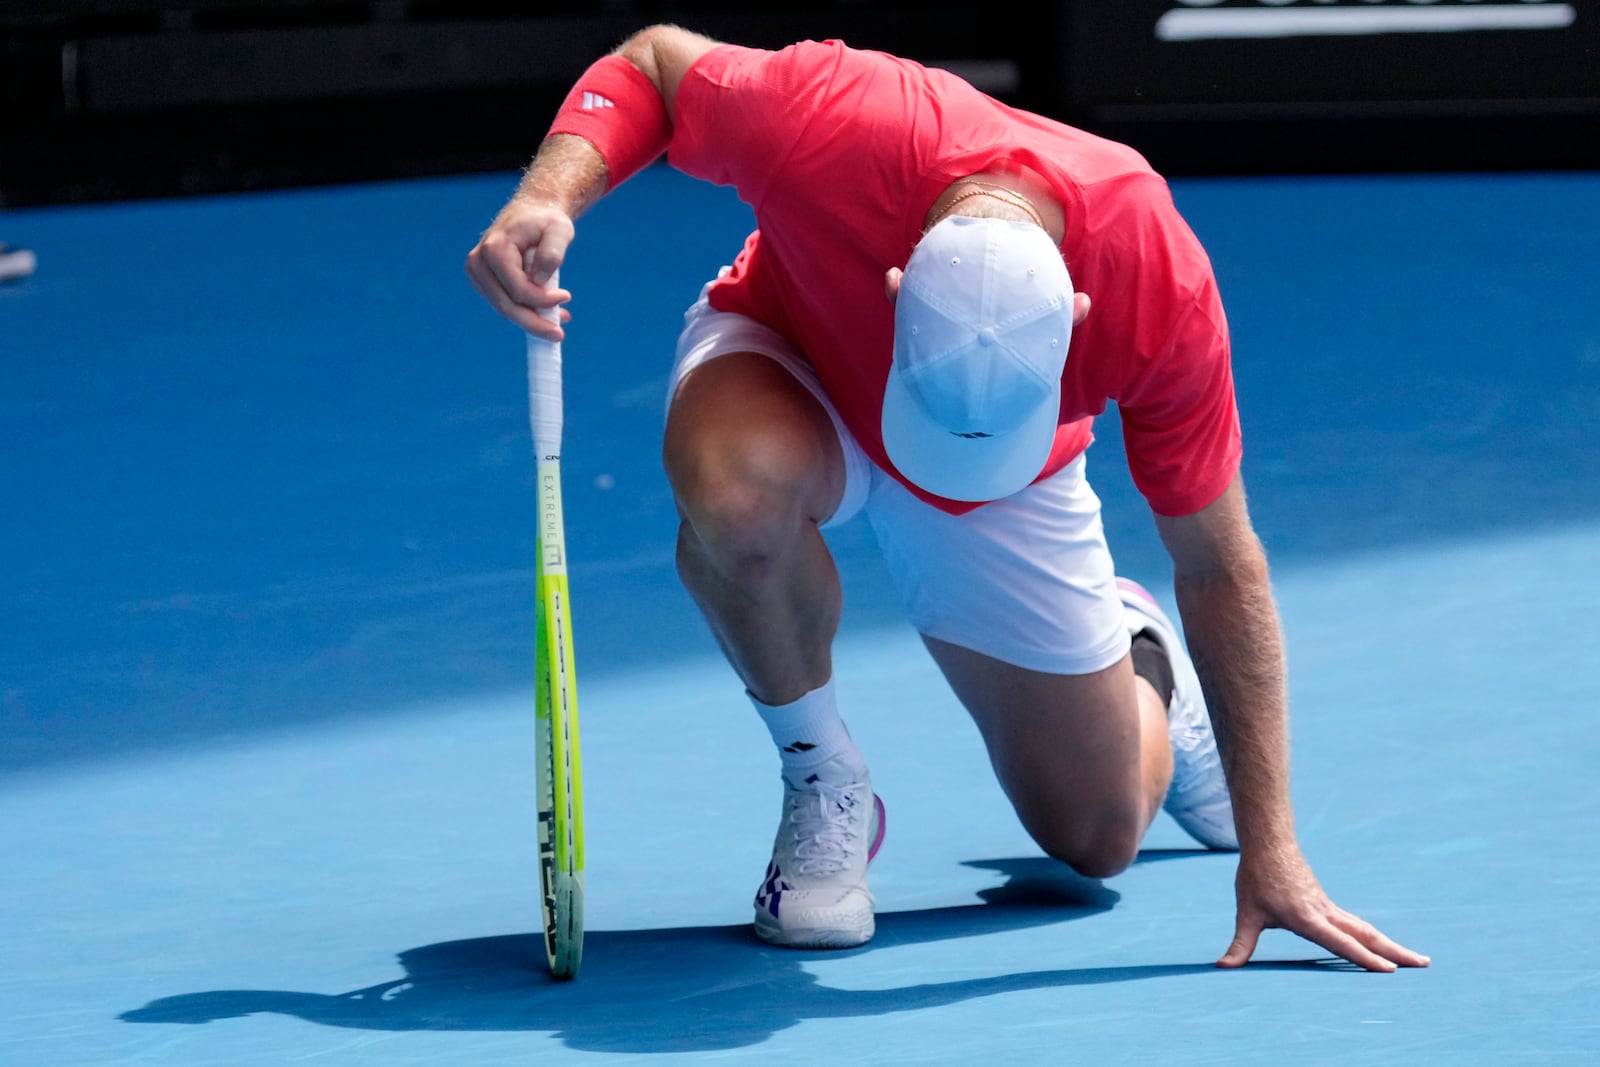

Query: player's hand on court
[465,198,574,340]
[1220,846,1430,973]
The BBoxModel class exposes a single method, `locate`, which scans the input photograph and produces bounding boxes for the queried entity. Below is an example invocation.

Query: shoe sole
[754,918,874,949]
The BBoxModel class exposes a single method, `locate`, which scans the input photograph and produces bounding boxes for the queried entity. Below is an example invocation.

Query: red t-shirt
[667,40,1241,517]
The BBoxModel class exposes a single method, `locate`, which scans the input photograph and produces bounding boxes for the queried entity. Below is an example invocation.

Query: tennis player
[466,25,1428,972]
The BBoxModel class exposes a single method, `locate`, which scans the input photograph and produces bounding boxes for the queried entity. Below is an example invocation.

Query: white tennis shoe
[1118,578,1240,851]
[754,755,886,949]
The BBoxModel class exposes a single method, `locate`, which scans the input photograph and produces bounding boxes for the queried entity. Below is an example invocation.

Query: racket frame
[528,284,585,980]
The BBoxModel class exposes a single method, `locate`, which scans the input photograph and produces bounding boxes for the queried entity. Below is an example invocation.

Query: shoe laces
[786,778,866,877]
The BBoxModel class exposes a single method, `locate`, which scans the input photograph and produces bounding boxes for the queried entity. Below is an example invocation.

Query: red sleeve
[1117,275,1242,517]
[667,41,841,205]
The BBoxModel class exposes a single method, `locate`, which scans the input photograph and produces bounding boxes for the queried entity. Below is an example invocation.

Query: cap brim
[881,358,1059,503]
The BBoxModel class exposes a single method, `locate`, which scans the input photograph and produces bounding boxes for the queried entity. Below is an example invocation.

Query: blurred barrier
[1058,0,1598,174]
[1,2,1041,204]
[2,1,1594,205]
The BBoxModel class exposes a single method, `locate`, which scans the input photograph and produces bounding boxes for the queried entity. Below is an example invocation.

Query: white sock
[748,677,863,776]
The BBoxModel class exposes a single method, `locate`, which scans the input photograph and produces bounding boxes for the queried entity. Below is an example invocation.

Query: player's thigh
[865,454,1129,673]
[664,288,869,529]
[924,637,1146,850]
[866,457,1144,851]
[665,353,845,525]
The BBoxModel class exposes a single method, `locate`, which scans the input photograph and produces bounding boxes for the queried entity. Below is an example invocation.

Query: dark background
[3,0,1597,207]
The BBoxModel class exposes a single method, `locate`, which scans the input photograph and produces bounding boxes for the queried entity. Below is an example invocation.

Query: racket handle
[526,268,564,461]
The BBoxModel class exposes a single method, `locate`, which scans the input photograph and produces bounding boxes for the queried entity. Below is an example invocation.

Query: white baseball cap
[882,215,1074,502]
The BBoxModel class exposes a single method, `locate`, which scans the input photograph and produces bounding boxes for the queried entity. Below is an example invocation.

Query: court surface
[3,165,1598,1065]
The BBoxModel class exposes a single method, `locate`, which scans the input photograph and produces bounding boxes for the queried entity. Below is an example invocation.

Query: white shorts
[669,278,1130,676]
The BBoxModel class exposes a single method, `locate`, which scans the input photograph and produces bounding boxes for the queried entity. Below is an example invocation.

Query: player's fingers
[1300,919,1398,973]
[479,232,551,311]
[466,239,527,311]
[1217,918,1262,968]
[465,255,562,338]
[519,246,574,308]
[1330,911,1431,968]
[1071,291,1091,326]
[525,224,574,287]
[466,237,574,340]
[524,313,565,343]
[519,279,572,340]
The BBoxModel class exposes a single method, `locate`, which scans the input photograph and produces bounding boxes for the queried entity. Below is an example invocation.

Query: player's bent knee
[665,356,842,533]
[1032,816,1144,880]
[676,477,798,557]
[667,438,822,554]
[669,458,819,584]
[668,417,822,494]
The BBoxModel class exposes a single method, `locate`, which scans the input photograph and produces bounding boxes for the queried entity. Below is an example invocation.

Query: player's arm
[1154,477,1430,972]
[465,24,722,338]
[1154,476,1292,852]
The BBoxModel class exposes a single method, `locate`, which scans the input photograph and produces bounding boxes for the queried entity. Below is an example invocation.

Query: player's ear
[885,267,903,307]
[1072,292,1091,326]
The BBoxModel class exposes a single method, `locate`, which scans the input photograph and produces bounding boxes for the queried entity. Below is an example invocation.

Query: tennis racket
[527,271,585,980]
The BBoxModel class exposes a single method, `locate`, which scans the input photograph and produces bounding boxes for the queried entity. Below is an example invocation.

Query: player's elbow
[613,23,718,105]
[613,24,687,82]
[613,26,661,67]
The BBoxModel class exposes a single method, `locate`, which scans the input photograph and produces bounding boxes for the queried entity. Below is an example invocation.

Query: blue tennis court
[3,165,1598,1064]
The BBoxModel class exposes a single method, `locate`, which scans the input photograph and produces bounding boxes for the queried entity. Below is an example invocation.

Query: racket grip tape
[526,267,564,460]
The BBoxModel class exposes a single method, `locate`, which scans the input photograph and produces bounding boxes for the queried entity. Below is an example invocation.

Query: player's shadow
[118,854,1265,1053]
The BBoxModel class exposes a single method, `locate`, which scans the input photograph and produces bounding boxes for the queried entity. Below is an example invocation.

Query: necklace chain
[925,182,1047,232]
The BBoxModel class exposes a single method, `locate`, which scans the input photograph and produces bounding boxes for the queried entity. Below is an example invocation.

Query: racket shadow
[118,857,1224,1053]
